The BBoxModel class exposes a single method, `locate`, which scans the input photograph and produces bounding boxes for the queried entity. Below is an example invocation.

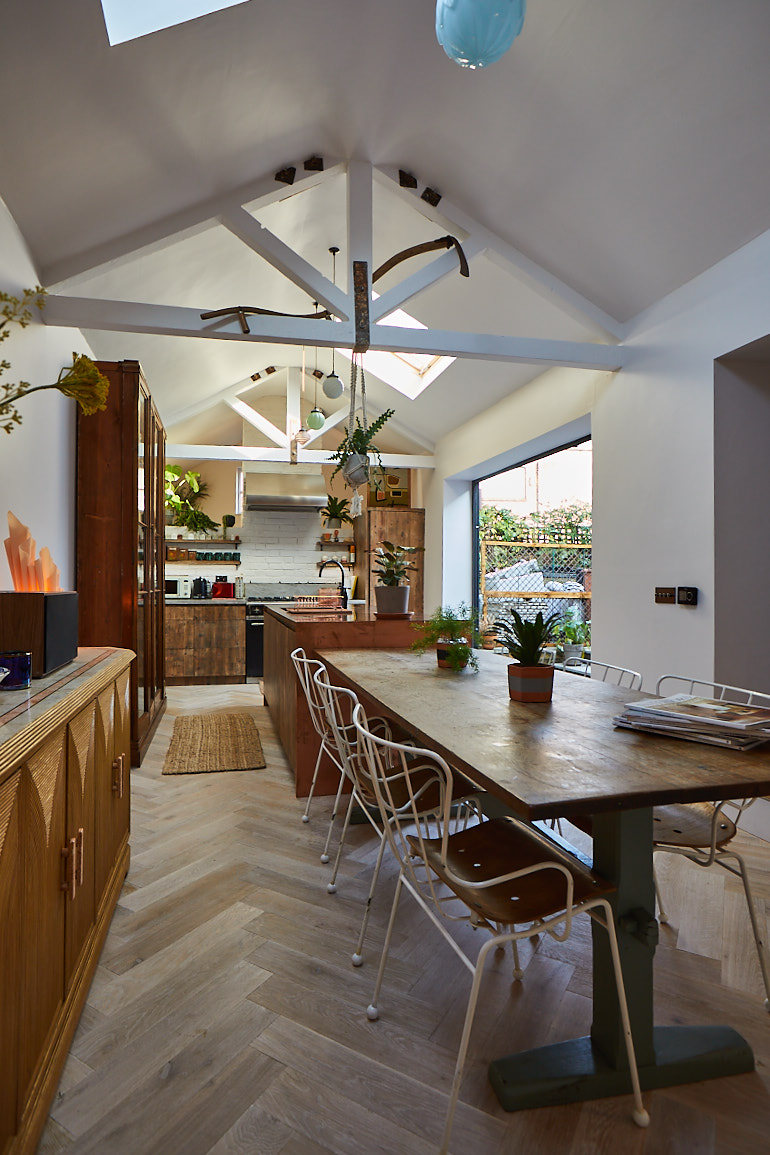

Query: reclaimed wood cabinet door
[0,770,22,1148]
[93,669,131,914]
[354,508,425,615]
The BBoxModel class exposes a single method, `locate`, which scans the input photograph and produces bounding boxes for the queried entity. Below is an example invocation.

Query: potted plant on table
[411,603,479,672]
[496,609,562,701]
[372,539,424,616]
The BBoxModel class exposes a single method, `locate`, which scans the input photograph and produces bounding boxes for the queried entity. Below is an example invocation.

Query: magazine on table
[623,693,770,730]
[613,714,770,750]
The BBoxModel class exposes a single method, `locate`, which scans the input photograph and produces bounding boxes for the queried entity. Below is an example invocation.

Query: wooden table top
[319,648,770,820]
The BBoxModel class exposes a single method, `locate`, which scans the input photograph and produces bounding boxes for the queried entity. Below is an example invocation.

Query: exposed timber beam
[43,294,620,370]
[375,166,627,341]
[166,443,434,469]
[226,399,288,448]
[220,207,350,320]
[42,160,344,289]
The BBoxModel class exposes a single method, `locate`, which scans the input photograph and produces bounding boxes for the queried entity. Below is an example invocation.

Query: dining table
[318,646,770,1113]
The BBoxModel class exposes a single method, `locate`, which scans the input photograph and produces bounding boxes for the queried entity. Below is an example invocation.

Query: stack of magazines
[614,694,770,749]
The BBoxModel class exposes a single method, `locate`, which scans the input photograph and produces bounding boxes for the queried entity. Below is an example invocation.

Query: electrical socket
[655,587,676,604]
[677,586,698,606]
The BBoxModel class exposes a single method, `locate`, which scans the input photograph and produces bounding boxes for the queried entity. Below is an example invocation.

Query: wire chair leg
[723,850,770,1011]
[320,763,347,864]
[367,872,405,1021]
[652,859,669,924]
[439,936,499,1155]
[598,901,650,1128]
[326,791,356,894]
[352,826,387,967]
[301,741,326,823]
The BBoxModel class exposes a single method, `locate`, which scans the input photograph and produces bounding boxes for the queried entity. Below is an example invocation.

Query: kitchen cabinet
[0,647,133,1155]
[76,359,166,765]
[165,603,245,685]
[352,508,425,615]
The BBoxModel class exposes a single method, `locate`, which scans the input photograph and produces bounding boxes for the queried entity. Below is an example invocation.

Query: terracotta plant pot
[508,663,555,702]
[374,584,410,615]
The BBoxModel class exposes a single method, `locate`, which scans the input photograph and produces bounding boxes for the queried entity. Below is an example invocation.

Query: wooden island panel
[263,606,419,797]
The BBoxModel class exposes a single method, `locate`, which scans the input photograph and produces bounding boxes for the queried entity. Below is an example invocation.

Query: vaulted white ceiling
[1,0,769,458]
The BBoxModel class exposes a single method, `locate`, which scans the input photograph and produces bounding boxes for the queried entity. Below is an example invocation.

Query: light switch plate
[655,587,676,604]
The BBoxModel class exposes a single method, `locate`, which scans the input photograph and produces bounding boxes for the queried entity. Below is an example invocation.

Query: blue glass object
[436,0,526,69]
[0,650,32,689]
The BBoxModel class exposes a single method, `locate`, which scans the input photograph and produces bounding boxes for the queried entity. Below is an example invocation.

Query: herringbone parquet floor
[38,684,770,1154]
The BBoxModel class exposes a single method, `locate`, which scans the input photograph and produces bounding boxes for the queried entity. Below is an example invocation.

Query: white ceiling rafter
[43,160,345,290]
[166,443,434,469]
[163,372,265,428]
[370,238,485,322]
[226,398,288,448]
[374,166,627,341]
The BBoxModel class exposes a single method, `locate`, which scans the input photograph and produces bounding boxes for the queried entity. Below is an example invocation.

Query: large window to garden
[475,440,592,663]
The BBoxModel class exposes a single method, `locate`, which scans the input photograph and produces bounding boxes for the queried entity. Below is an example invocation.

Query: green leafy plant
[176,507,220,536]
[0,287,110,434]
[496,609,562,667]
[165,465,210,525]
[329,408,395,480]
[411,603,479,672]
[557,617,591,647]
[320,495,353,525]
[372,540,424,586]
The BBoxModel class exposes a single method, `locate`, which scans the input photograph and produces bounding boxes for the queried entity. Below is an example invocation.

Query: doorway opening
[473,439,592,661]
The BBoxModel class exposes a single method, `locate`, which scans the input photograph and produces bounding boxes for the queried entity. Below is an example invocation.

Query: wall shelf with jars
[166,538,240,565]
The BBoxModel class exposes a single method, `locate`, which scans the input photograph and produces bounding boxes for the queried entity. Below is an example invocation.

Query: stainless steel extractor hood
[244,468,326,511]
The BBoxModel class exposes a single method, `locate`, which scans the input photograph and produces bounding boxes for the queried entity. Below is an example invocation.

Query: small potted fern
[411,603,479,672]
[496,609,561,701]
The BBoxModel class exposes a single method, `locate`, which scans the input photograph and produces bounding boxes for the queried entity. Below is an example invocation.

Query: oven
[246,599,299,677]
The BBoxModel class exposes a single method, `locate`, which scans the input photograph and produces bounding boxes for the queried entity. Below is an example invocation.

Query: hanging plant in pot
[496,609,562,702]
[328,354,394,508]
[411,604,479,672]
[372,539,424,616]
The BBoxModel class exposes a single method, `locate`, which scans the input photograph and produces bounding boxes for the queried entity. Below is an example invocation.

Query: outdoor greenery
[329,408,395,480]
[1,287,110,434]
[557,617,591,648]
[411,603,479,672]
[372,540,424,586]
[496,609,562,667]
[480,501,592,543]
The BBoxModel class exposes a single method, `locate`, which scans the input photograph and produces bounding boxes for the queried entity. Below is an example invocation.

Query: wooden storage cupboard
[0,648,132,1155]
[352,508,425,615]
[165,603,246,684]
[76,359,166,765]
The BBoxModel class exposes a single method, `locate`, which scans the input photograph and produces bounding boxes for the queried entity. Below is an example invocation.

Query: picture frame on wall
[368,466,411,507]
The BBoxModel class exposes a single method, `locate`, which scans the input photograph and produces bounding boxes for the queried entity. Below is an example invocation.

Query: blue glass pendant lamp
[436,0,526,69]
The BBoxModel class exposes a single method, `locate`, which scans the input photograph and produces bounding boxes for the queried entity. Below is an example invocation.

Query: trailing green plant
[496,609,562,667]
[0,286,110,434]
[320,495,353,525]
[176,506,220,536]
[372,540,424,586]
[411,603,479,672]
[329,408,395,480]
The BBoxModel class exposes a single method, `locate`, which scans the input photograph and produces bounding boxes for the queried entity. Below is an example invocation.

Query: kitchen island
[263,605,419,796]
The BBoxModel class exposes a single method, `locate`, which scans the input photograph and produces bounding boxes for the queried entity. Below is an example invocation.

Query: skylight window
[337,301,454,401]
[101,0,248,46]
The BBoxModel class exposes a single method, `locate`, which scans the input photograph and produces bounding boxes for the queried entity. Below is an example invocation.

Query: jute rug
[162,712,266,775]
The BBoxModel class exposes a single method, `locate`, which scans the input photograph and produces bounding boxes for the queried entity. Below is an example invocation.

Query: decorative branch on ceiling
[199,234,470,337]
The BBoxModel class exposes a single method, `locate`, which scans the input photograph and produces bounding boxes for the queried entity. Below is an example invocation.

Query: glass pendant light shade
[307,406,325,430]
[294,426,310,446]
[436,0,526,69]
[323,371,344,399]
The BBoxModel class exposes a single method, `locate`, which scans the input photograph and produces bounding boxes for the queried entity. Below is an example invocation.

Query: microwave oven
[165,575,191,599]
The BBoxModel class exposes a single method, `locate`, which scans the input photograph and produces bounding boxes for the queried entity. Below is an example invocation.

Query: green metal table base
[488,1024,754,1112]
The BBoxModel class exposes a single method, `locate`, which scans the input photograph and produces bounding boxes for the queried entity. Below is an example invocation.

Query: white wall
[425,228,770,692]
[0,199,93,591]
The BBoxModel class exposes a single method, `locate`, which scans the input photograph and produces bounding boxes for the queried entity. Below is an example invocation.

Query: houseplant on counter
[321,495,354,531]
[372,539,424,616]
[496,609,561,701]
[411,603,479,672]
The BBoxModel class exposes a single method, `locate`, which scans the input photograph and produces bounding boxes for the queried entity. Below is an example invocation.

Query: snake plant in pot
[496,609,561,701]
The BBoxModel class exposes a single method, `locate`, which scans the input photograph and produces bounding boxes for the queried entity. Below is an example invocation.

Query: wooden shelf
[166,537,240,546]
[317,540,353,549]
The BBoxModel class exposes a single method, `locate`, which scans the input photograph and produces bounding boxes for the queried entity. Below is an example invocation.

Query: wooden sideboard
[0,647,134,1155]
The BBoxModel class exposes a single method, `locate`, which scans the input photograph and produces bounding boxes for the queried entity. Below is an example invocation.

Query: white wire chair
[563,657,643,690]
[651,674,770,1009]
[313,668,483,967]
[290,647,350,864]
[353,702,649,1153]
